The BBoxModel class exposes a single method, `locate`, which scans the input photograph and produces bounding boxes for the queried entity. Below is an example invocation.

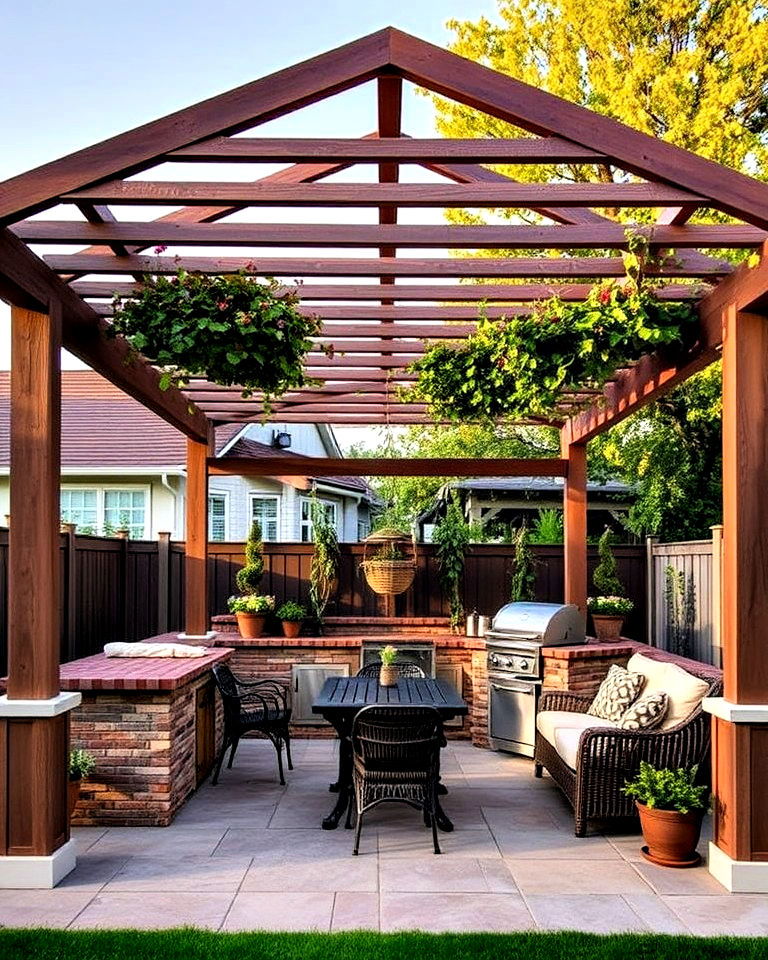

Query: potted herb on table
[227,594,275,639]
[379,645,399,687]
[69,748,96,820]
[589,529,633,640]
[623,761,708,868]
[277,601,306,639]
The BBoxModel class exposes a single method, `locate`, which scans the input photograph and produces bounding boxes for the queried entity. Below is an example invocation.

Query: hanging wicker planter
[361,528,417,596]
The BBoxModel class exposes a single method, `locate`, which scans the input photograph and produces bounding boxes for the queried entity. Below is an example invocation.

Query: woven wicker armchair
[356,661,427,680]
[534,667,722,837]
[211,663,293,786]
[349,705,444,855]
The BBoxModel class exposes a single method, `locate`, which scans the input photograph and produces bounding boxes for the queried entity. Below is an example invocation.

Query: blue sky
[1,0,499,446]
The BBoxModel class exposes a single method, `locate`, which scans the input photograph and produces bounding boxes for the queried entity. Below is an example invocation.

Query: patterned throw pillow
[619,692,669,731]
[589,664,645,722]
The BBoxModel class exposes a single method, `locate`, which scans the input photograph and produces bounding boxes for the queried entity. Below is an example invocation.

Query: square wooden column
[181,431,214,639]
[561,435,588,619]
[0,305,79,887]
[705,306,768,892]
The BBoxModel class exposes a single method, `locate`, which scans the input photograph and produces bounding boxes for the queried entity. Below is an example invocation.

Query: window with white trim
[250,494,280,542]
[60,487,147,538]
[300,497,338,543]
[208,493,228,542]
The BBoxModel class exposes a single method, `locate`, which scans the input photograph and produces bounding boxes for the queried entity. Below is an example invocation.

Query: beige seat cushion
[627,653,710,731]
[536,710,617,769]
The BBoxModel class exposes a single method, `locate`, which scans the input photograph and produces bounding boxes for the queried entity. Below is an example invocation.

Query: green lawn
[1,930,766,960]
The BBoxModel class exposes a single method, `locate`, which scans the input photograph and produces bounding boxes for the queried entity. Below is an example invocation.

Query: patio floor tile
[102,855,251,893]
[621,893,692,934]
[70,891,233,930]
[379,856,491,893]
[525,894,647,933]
[0,890,94,928]
[331,891,379,931]
[87,826,229,858]
[70,827,109,854]
[506,857,653,895]
[57,854,128,892]
[492,826,622,860]
[222,891,334,932]
[662,895,768,936]
[377,826,500,859]
[380,892,534,932]
[241,855,378,892]
[631,859,728,895]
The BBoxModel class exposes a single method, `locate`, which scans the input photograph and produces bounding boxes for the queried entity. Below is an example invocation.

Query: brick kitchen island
[63,648,232,827]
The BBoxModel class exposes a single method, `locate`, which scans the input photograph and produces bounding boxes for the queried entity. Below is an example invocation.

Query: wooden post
[0,304,79,886]
[706,306,768,891]
[157,532,171,635]
[182,433,213,638]
[62,522,78,662]
[561,435,588,618]
[645,536,659,647]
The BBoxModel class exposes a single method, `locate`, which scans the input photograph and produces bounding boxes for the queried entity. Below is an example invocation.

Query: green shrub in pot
[227,595,275,615]
[276,601,306,622]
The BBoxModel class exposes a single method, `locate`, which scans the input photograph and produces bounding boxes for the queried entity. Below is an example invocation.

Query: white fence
[646,527,722,667]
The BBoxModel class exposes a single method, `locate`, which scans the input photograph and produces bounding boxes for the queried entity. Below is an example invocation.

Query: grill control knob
[489,653,500,666]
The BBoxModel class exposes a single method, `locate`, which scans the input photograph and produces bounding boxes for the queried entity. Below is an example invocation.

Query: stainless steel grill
[486,602,585,757]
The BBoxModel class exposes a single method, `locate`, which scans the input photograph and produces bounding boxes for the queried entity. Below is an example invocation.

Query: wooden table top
[312,675,468,716]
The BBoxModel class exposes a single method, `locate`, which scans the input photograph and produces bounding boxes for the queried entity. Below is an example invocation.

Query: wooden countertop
[60,647,232,691]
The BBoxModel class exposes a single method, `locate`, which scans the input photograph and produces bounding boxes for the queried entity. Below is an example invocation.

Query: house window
[60,487,147,538]
[357,520,370,542]
[60,489,98,533]
[300,497,338,543]
[208,493,228,542]
[250,494,280,542]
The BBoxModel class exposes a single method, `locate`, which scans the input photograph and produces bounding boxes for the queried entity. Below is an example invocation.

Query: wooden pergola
[1,27,766,890]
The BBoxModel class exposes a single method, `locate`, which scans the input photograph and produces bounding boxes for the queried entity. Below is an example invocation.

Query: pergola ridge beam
[209,456,568,478]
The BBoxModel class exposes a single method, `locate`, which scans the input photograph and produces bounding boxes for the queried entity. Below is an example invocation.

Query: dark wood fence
[0,528,646,670]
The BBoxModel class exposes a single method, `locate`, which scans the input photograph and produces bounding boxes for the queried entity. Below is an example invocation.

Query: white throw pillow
[589,663,645,722]
[627,653,710,731]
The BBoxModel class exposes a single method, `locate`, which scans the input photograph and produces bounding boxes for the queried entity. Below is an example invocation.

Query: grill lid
[488,602,585,647]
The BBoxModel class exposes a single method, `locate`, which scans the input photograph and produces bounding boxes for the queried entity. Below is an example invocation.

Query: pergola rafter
[2,25,768,892]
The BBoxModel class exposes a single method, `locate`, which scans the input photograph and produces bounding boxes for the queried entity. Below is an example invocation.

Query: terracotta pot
[379,663,398,687]
[68,778,81,820]
[235,612,267,639]
[591,614,624,641]
[637,801,704,868]
[282,620,302,639]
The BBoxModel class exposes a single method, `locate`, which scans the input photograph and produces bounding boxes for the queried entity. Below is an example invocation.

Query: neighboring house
[419,477,634,542]
[0,372,376,542]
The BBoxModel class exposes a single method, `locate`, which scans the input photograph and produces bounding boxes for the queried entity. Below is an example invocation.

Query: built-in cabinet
[291,664,350,724]
[437,662,464,730]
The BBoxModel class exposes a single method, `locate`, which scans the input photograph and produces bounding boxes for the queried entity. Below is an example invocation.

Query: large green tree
[400,0,768,540]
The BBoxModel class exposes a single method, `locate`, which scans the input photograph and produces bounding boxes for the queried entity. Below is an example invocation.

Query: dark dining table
[312,674,468,831]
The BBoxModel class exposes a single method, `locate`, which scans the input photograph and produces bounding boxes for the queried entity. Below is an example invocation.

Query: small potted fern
[277,600,306,639]
[623,762,708,868]
[69,748,96,820]
[379,644,399,687]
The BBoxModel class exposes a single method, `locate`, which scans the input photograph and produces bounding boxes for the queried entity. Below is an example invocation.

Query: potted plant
[227,594,275,639]
[379,644,399,687]
[69,748,96,820]
[587,596,635,641]
[623,762,708,868]
[277,601,306,639]
[589,528,631,640]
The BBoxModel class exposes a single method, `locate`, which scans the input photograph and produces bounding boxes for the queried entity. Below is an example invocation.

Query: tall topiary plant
[510,524,536,602]
[433,496,471,631]
[593,528,625,597]
[236,520,264,595]
[309,494,340,630]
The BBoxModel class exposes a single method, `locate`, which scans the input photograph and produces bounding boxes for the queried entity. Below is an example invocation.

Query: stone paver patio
[3,739,766,935]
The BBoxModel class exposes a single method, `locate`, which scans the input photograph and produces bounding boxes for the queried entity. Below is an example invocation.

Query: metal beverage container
[466,611,478,636]
[477,615,489,637]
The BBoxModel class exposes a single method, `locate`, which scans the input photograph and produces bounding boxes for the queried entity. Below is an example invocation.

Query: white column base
[709,841,768,893]
[177,631,217,642]
[0,839,77,889]
[0,692,81,717]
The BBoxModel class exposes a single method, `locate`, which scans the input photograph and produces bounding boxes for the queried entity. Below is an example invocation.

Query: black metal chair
[211,663,293,785]
[356,661,427,679]
[348,704,444,855]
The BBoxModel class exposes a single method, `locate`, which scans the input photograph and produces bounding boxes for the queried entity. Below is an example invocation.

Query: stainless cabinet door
[291,664,350,725]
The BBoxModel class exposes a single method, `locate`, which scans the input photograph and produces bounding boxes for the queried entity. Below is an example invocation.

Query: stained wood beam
[168,136,608,163]
[561,436,588,615]
[388,27,768,229]
[62,181,704,208]
[0,29,394,224]
[0,229,210,442]
[563,242,768,445]
[209,456,568,477]
[46,253,732,278]
[20,221,764,248]
[71,280,709,301]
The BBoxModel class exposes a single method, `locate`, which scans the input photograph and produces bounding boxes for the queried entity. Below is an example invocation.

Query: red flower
[153,245,168,255]
[217,301,228,310]
[599,289,612,304]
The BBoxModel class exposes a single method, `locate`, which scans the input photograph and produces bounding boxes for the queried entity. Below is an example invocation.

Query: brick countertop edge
[59,647,233,692]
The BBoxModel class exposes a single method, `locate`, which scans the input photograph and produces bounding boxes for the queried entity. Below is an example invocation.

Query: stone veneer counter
[64,648,232,827]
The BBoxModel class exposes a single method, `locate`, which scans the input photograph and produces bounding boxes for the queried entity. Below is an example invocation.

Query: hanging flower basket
[109,270,322,405]
[361,528,417,596]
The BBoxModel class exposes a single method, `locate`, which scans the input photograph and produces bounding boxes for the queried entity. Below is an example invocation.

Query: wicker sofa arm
[539,690,593,714]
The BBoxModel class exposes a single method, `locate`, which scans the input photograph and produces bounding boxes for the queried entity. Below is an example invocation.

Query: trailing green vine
[407,235,698,422]
[110,270,321,403]
[510,523,536,602]
[308,492,340,629]
[433,496,471,631]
